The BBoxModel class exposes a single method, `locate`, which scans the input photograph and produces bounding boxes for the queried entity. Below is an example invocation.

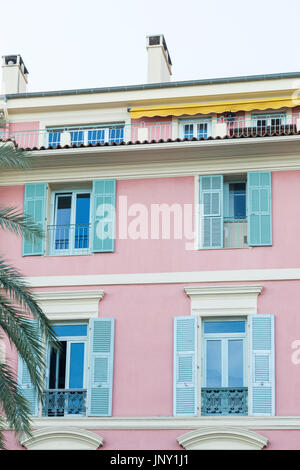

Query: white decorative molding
[20,427,103,450]
[184,284,263,316]
[34,290,104,320]
[24,415,300,430]
[26,268,300,288]
[2,136,300,186]
[177,426,268,450]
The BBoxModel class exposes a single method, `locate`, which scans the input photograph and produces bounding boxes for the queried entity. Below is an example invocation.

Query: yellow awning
[130,96,297,119]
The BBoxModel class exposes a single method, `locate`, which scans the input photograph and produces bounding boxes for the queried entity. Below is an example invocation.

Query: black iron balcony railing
[201,387,248,416]
[42,389,87,417]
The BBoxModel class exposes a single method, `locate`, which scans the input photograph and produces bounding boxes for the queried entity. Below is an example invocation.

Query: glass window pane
[228,339,244,386]
[88,129,105,144]
[204,321,245,334]
[53,324,87,337]
[55,195,72,250]
[69,343,85,389]
[206,340,222,387]
[184,124,193,139]
[70,130,84,145]
[75,194,90,249]
[48,131,61,148]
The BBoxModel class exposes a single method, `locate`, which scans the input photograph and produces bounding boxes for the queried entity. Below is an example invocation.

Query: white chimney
[2,55,29,94]
[146,34,172,83]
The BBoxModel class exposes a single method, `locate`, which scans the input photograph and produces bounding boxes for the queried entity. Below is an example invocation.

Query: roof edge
[3,71,300,100]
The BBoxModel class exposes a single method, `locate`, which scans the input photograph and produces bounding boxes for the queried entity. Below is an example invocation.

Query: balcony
[47,224,91,256]
[42,389,87,417]
[1,114,300,151]
[201,387,248,416]
[224,217,248,249]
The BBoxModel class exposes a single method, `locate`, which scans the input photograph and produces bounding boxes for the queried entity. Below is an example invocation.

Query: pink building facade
[1,36,300,450]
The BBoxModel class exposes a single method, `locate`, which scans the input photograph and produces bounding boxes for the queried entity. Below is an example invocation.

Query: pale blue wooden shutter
[17,320,42,417]
[92,180,116,252]
[22,182,47,256]
[247,172,272,246]
[17,355,39,417]
[199,175,223,249]
[173,316,197,416]
[88,318,115,416]
[249,314,275,416]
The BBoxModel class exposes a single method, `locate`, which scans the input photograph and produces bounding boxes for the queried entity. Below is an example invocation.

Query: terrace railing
[42,389,87,417]
[201,387,248,416]
[1,114,300,150]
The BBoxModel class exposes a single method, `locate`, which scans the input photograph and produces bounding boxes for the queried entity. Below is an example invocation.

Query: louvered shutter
[88,318,115,416]
[249,314,275,416]
[22,182,47,256]
[17,356,39,417]
[173,316,197,416]
[17,320,41,417]
[199,175,223,248]
[247,171,272,246]
[92,180,116,252]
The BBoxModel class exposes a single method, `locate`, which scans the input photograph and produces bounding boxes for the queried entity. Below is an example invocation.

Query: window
[22,180,117,257]
[180,119,212,139]
[49,190,91,255]
[46,125,124,147]
[44,324,88,417]
[201,319,248,416]
[252,113,286,132]
[199,171,272,249]
[173,313,275,418]
[17,318,115,418]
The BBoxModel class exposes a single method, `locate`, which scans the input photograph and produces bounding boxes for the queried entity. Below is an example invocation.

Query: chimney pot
[146,34,172,84]
[1,54,28,94]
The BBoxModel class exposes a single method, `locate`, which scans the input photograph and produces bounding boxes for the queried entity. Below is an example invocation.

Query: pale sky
[1,0,300,93]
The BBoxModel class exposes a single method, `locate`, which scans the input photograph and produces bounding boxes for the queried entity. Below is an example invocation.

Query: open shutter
[17,356,39,417]
[88,318,115,416]
[199,175,223,249]
[247,171,272,246]
[173,316,197,416]
[17,320,42,417]
[22,182,47,256]
[92,180,116,252]
[249,314,275,416]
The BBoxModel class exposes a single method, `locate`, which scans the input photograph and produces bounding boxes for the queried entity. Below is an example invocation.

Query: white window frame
[49,189,92,256]
[179,118,212,139]
[46,124,125,147]
[184,284,263,416]
[202,317,248,388]
[46,323,88,392]
[252,112,286,128]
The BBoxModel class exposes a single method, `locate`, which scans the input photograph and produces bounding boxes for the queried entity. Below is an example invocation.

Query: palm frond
[0,141,31,169]
[0,361,33,446]
[0,206,44,238]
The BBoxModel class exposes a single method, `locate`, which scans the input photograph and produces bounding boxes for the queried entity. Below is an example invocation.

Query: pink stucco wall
[8,122,40,148]
[1,170,300,449]
[131,117,172,142]
[1,170,300,276]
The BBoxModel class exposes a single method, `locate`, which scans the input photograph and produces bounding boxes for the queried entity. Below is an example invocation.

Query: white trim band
[26,268,300,288]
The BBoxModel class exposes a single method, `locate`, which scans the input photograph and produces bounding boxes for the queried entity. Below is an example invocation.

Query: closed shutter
[173,316,197,416]
[92,180,116,252]
[247,172,272,246]
[88,318,115,416]
[199,175,223,249]
[249,314,275,416]
[22,183,47,256]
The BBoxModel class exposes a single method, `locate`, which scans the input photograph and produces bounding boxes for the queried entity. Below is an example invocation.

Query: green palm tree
[0,138,58,449]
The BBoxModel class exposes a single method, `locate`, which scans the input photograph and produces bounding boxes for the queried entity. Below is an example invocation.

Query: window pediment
[177,426,268,450]
[20,427,104,450]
